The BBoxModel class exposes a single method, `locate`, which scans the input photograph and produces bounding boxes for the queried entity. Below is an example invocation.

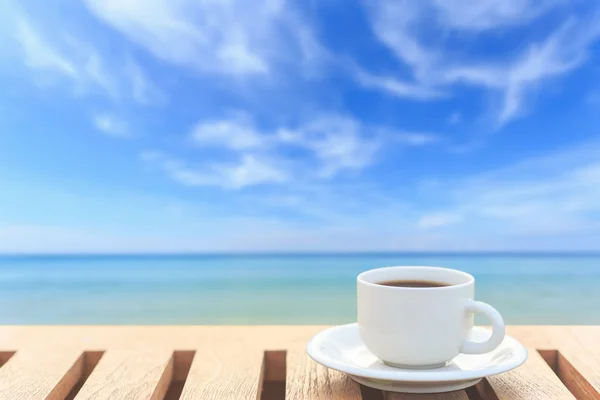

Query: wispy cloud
[79,44,119,99]
[497,18,599,123]
[6,7,164,107]
[14,16,119,98]
[140,151,288,189]
[393,131,439,146]
[7,139,600,252]
[16,19,77,79]
[277,115,381,178]
[92,113,130,138]
[432,0,561,30]
[145,113,438,189]
[82,0,324,77]
[443,17,600,124]
[352,66,445,100]
[125,58,166,105]
[191,113,267,150]
[363,0,435,79]
[190,113,381,180]
[362,0,600,126]
[416,141,600,240]
[214,155,289,189]
[418,212,463,229]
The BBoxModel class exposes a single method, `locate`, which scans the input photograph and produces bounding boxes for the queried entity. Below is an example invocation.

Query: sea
[1,253,599,325]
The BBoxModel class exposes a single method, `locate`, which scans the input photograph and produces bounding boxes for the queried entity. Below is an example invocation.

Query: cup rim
[357,266,474,291]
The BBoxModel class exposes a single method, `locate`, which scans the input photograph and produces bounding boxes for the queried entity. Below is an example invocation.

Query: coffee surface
[377,279,449,288]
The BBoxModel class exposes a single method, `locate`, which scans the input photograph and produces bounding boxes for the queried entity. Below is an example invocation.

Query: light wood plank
[480,350,574,399]
[556,348,600,399]
[0,348,84,400]
[0,326,599,351]
[74,349,173,400]
[0,326,598,399]
[384,391,469,400]
[286,349,362,400]
[179,346,264,400]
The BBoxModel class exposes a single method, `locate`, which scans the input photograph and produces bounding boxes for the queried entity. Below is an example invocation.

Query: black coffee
[377,279,450,288]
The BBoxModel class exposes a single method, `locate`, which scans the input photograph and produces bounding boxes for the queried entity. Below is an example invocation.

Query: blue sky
[1,0,600,253]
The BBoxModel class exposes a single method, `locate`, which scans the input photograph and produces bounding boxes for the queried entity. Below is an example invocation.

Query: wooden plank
[0,348,84,400]
[384,391,468,400]
[479,350,574,399]
[179,346,264,400]
[0,326,599,399]
[74,349,174,400]
[556,349,600,399]
[0,326,598,351]
[286,349,362,400]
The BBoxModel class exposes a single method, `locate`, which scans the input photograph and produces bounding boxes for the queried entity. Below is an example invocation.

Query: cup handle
[460,300,506,354]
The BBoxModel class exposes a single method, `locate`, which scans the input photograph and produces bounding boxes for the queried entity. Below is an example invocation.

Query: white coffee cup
[357,266,505,368]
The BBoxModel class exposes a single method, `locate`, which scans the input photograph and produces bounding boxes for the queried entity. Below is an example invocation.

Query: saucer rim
[306,323,528,382]
[350,375,482,393]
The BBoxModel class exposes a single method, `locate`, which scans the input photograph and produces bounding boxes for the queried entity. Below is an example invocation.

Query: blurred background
[1,1,600,324]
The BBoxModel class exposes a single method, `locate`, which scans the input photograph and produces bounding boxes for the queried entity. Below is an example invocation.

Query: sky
[1,0,600,253]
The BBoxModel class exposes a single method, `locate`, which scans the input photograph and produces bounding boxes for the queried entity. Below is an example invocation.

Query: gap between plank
[261,350,286,400]
[465,385,485,400]
[0,352,15,369]
[64,351,105,400]
[164,351,196,400]
[360,384,384,400]
[538,349,600,400]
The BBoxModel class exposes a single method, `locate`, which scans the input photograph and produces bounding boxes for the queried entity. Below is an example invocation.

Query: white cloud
[13,16,121,98]
[394,131,439,146]
[498,19,595,123]
[294,23,331,76]
[444,18,600,124]
[192,115,267,150]
[125,57,166,105]
[432,0,559,30]
[81,48,119,98]
[352,67,445,100]
[190,113,396,180]
[140,151,218,187]
[82,0,322,76]
[418,213,463,229]
[5,142,600,252]
[15,19,77,79]
[147,113,438,188]
[419,141,600,238]
[140,151,287,189]
[277,115,381,177]
[363,0,435,79]
[215,155,289,188]
[7,8,164,106]
[362,1,600,126]
[92,113,130,138]
[441,65,506,89]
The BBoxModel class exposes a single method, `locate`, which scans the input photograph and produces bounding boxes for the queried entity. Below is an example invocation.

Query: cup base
[382,360,449,370]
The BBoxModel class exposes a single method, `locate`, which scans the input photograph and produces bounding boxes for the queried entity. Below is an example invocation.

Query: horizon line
[1,250,600,257]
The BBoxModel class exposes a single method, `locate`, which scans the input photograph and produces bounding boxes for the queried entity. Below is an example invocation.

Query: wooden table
[0,326,597,399]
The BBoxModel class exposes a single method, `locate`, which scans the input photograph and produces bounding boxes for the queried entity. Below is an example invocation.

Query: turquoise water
[1,254,599,324]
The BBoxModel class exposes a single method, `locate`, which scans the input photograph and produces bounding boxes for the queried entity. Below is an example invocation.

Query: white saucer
[306,324,528,393]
